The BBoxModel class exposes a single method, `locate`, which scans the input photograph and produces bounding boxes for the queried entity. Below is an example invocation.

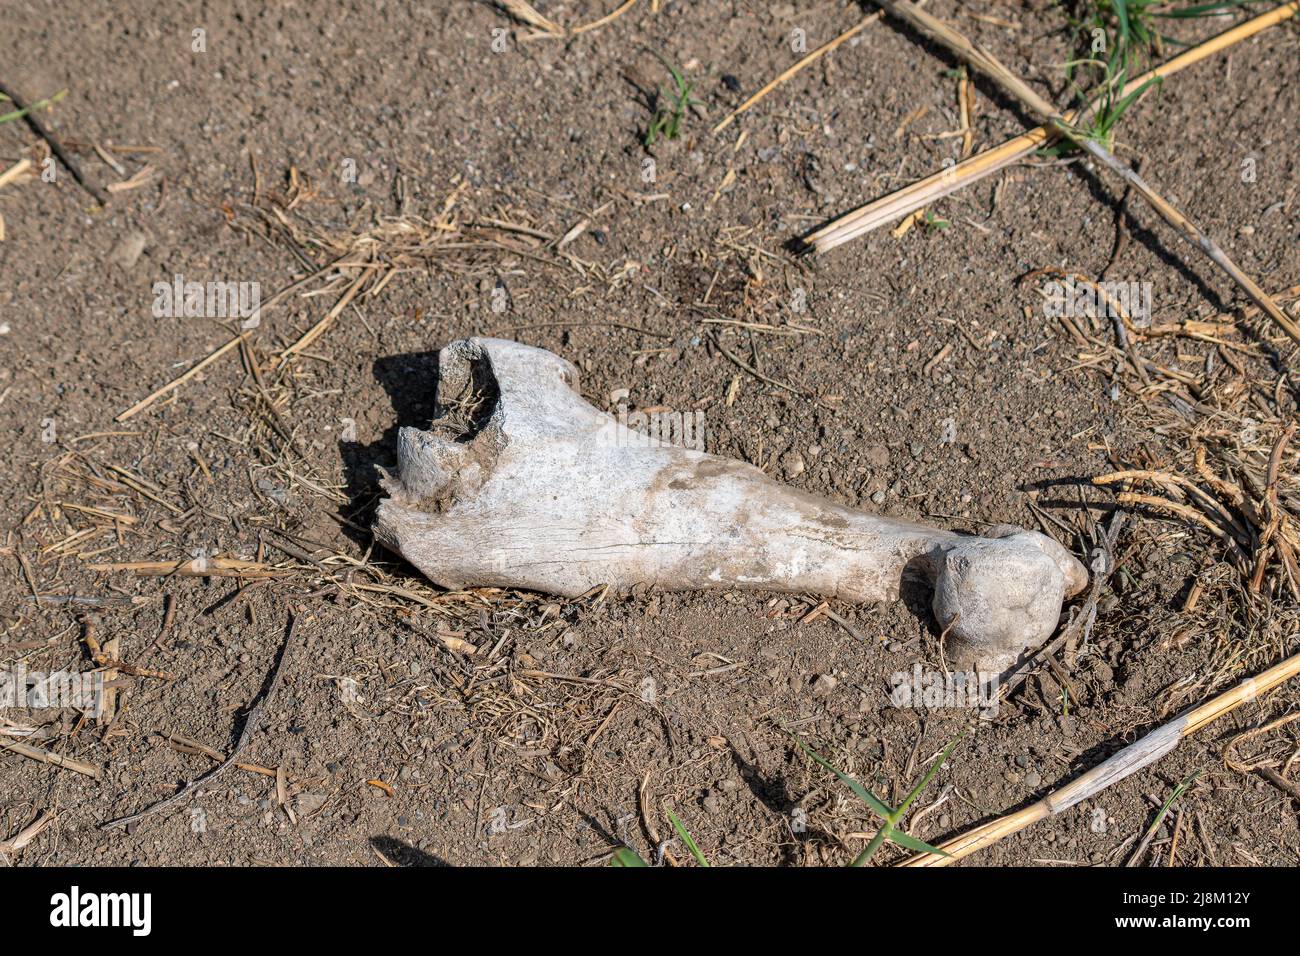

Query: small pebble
[295,793,327,815]
[111,230,148,270]
[811,673,838,696]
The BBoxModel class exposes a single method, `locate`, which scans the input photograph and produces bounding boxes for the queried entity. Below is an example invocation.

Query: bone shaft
[392,467,955,603]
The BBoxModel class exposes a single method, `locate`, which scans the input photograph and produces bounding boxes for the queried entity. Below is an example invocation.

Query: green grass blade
[609,847,649,867]
[1157,1,1252,17]
[1142,768,1201,842]
[0,88,67,126]
[850,825,891,867]
[1110,74,1162,118]
[667,810,710,867]
[1113,0,1132,47]
[885,829,950,857]
[792,736,895,820]
[894,732,964,819]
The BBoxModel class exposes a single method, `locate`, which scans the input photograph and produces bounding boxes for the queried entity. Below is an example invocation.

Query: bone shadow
[337,350,444,553]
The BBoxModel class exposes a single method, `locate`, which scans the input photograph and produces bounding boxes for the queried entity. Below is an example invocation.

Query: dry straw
[901,648,1300,865]
[495,0,640,38]
[495,0,563,36]
[808,3,1300,256]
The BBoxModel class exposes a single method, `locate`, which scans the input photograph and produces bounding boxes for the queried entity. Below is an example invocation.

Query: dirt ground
[1,0,1298,867]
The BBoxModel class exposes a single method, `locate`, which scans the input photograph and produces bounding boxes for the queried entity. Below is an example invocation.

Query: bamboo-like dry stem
[957,70,974,159]
[864,0,1300,346]
[0,810,56,855]
[807,3,1299,253]
[901,649,1300,865]
[0,739,100,778]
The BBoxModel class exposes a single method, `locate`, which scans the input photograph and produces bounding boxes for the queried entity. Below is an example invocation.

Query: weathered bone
[374,338,1088,670]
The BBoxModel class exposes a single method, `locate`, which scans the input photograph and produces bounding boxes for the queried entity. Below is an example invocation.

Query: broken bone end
[392,427,475,501]
[933,530,1076,672]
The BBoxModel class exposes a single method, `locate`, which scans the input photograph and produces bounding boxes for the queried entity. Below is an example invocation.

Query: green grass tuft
[607,733,962,867]
[792,730,963,866]
[643,52,699,148]
[1054,1,1253,152]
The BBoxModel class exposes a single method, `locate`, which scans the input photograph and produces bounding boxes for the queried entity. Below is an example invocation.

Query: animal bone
[374,338,1088,671]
